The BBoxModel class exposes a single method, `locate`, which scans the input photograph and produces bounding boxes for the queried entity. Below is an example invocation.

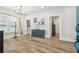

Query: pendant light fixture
[13,6,23,38]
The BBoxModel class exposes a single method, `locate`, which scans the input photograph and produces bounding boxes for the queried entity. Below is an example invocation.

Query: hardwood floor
[4,35,76,53]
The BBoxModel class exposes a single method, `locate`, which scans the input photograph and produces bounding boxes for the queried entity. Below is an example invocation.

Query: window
[0,15,7,33]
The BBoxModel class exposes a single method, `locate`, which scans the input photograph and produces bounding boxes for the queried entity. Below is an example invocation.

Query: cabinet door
[39,30,45,38]
[0,31,3,53]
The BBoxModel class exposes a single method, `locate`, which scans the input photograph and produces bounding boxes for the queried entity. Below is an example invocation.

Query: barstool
[75,24,79,53]
[74,37,79,53]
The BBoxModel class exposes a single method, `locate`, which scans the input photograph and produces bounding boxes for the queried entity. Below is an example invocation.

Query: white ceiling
[0,6,66,15]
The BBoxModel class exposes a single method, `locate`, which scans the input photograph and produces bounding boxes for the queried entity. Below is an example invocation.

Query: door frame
[50,13,62,40]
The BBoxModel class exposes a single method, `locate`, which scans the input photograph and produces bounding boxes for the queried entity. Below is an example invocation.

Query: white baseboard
[60,37,76,42]
[45,35,51,38]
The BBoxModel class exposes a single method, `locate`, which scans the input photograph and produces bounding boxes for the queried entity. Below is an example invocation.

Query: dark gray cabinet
[0,31,3,53]
[32,29,45,38]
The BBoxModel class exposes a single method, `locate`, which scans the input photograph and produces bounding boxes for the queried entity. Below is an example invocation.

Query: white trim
[58,13,62,40]
[60,37,76,42]
[50,13,62,40]
[45,35,51,38]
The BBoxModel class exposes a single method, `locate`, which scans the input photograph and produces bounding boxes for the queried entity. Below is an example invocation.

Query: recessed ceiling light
[41,6,44,8]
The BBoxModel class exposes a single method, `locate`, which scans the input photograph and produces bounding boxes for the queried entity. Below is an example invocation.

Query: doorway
[26,20,31,35]
[50,14,61,40]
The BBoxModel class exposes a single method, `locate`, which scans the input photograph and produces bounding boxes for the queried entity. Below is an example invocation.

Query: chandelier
[14,6,23,16]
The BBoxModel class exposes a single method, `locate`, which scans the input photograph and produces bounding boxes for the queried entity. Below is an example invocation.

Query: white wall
[60,7,76,42]
[24,6,76,42]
